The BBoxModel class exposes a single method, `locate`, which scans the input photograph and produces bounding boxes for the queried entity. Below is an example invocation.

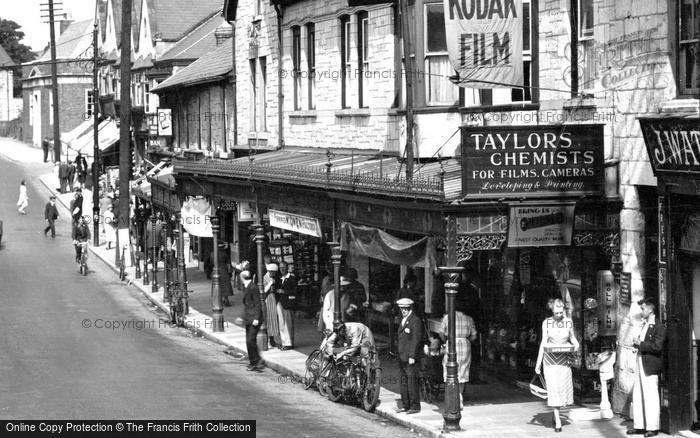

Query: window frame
[578,0,594,40]
[292,25,302,111]
[358,11,369,108]
[423,2,460,106]
[340,15,351,108]
[678,0,700,96]
[306,23,316,110]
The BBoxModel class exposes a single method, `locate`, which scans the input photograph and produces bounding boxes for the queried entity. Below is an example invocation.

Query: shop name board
[461,124,604,198]
[639,118,700,175]
[269,209,321,238]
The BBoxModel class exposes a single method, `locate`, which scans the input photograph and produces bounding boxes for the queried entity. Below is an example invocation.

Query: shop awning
[340,223,436,268]
[64,119,120,161]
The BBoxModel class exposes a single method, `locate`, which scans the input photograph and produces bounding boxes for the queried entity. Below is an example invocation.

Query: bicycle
[76,241,89,276]
[169,281,189,327]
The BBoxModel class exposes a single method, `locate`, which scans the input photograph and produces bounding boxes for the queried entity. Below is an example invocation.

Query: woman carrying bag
[534,298,579,433]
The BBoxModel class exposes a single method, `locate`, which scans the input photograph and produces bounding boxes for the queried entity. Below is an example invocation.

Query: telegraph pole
[92,5,100,246]
[43,0,62,162]
[118,0,132,235]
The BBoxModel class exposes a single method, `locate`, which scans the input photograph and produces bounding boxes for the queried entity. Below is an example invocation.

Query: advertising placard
[443,0,523,88]
[639,117,700,176]
[461,124,605,198]
[507,204,575,247]
[237,201,258,222]
[269,209,322,238]
[156,108,172,137]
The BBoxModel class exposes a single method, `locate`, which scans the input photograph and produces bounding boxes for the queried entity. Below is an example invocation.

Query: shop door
[692,264,700,428]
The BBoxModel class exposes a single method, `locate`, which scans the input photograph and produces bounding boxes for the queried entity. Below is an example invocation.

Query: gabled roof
[0,44,15,67]
[157,13,226,63]
[35,20,94,62]
[151,41,231,93]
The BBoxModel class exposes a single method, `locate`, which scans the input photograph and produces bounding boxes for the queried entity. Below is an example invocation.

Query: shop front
[453,123,622,402]
[640,115,700,433]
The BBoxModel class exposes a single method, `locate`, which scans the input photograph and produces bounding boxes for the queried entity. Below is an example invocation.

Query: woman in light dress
[16,180,29,214]
[534,298,580,433]
[103,205,116,249]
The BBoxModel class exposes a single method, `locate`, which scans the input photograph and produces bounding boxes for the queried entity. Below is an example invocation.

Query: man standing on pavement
[627,298,666,437]
[75,152,88,189]
[43,196,59,238]
[42,137,50,162]
[396,297,423,414]
[241,268,264,371]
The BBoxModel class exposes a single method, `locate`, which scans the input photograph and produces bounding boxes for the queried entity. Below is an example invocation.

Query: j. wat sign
[461,124,604,198]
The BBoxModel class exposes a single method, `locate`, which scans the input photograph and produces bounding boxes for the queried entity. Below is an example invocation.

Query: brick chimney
[58,12,74,35]
[214,22,233,46]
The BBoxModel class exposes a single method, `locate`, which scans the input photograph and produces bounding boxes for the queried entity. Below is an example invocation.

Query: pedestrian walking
[16,180,29,214]
[534,298,580,433]
[70,189,83,224]
[75,152,88,189]
[396,297,423,414]
[438,298,478,408]
[103,205,116,249]
[240,269,263,371]
[263,263,282,348]
[276,262,297,350]
[627,298,666,437]
[58,162,70,193]
[43,196,59,238]
[42,137,50,162]
[99,193,113,234]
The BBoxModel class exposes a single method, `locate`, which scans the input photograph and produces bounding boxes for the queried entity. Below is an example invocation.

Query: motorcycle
[318,347,381,412]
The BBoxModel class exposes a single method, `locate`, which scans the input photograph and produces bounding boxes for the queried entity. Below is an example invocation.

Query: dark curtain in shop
[339,223,435,268]
[680,213,700,254]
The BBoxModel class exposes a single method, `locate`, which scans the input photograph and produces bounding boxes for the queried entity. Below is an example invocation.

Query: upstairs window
[424,3,460,106]
[680,0,700,95]
[340,15,352,108]
[306,23,316,110]
[358,11,369,108]
[578,0,594,39]
[292,26,302,110]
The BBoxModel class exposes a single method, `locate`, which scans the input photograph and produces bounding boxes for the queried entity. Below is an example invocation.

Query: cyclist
[323,321,380,372]
[72,216,91,263]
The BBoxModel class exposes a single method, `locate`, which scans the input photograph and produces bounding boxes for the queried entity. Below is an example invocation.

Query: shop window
[424,2,461,106]
[306,23,316,110]
[578,0,594,40]
[292,26,302,110]
[679,0,700,95]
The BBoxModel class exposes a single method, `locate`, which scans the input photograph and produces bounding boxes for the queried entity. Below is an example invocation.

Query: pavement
[2,135,687,438]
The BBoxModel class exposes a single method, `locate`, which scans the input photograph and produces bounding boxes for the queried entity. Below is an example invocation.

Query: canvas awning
[339,223,436,268]
[64,119,120,161]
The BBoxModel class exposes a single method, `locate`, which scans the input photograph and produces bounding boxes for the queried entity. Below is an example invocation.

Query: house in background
[0,44,21,123]
[20,17,95,148]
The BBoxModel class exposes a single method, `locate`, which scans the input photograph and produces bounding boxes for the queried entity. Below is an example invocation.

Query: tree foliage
[0,18,38,97]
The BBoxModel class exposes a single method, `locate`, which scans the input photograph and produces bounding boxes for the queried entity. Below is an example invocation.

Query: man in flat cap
[396,297,423,414]
[44,196,59,238]
[627,297,666,437]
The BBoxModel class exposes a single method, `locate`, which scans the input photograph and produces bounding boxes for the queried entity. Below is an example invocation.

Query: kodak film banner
[443,0,523,88]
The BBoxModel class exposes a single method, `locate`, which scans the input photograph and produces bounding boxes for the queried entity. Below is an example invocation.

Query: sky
[1,0,97,52]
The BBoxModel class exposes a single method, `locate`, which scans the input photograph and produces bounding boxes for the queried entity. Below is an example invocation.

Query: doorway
[31,90,41,146]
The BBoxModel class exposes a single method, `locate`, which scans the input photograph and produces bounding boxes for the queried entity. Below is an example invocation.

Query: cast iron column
[142,215,150,286]
[441,214,462,431]
[177,213,188,315]
[151,214,159,293]
[210,215,224,332]
[255,223,269,351]
[134,213,142,279]
[163,218,172,301]
[329,243,342,326]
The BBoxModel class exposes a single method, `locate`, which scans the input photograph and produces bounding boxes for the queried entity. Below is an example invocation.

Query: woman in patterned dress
[439,299,478,408]
[534,298,579,432]
[263,263,282,347]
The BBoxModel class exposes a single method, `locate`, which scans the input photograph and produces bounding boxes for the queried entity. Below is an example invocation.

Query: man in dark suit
[75,152,88,189]
[43,196,59,238]
[241,269,263,371]
[627,297,666,437]
[396,297,423,414]
[42,137,50,162]
[70,189,83,224]
[58,162,69,193]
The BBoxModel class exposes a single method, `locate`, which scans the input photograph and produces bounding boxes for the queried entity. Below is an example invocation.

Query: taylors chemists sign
[461,124,604,198]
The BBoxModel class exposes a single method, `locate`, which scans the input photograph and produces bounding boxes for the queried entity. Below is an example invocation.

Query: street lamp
[254,223,268,351]
[176,212,189,316]
[163,215,173,302]
[210,214,224,332]
[440,266,464,431]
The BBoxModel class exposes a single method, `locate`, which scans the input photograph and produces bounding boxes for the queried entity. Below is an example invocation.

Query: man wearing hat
[340,271,366,323]
[240,268,263,371]
[627,298,666,437]
[396,297,423,414]
[43,196,59,238]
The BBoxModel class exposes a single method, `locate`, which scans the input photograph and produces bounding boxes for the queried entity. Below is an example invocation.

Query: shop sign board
[461,124,605,198]
[597,270,617,336]
[658,196,667,265]
[269,209,322,238]
[619,272,631,305]
[639,117,700,176]
[507,204,575,247]
[237,202,258,222]
[156,108,172,137]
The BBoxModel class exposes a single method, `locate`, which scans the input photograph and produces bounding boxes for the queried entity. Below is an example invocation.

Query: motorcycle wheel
[362,367,381,412]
